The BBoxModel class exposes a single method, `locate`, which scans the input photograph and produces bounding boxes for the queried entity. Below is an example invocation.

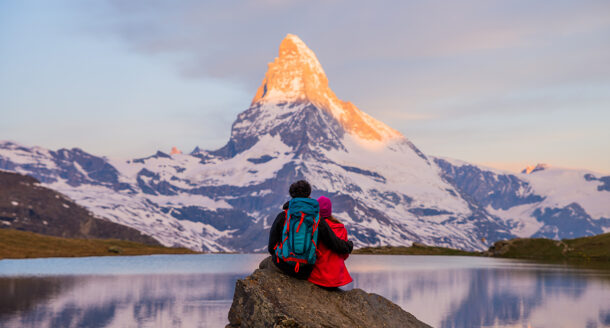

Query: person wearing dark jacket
[268,180,354,279]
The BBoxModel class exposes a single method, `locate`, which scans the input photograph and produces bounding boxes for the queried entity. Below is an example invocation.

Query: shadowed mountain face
[0,171,159,245]
[0,34,608,251]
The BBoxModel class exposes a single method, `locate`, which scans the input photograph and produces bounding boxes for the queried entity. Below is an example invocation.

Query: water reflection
[0,255,609,328]
[0,274,240,328]
[0,276,76,320]
[346,258,610,328]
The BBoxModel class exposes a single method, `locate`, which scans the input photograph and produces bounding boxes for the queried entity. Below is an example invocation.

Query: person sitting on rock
[308,196,353,288]
[268,180,353,279]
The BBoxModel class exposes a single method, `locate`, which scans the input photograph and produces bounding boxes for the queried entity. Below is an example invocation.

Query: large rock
[227,257,431,328]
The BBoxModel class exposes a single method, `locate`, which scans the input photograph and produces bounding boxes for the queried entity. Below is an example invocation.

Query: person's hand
[347,240,354,253]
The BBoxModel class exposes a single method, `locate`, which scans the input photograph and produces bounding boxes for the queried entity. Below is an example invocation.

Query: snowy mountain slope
[522,167,609,220]
[1,34,608,251]
[0,170,160,245]
[434,158,610,240]
[0,141,242,251]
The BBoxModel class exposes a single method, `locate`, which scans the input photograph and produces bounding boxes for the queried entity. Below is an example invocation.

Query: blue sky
[1,0,609,173]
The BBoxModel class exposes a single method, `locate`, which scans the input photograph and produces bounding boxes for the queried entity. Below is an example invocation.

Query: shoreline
[3,228,609,265]
[0,228,198,260]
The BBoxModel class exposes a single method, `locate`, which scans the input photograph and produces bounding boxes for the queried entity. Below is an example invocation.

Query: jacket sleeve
[317,219,353,255]
[267,212,285,255]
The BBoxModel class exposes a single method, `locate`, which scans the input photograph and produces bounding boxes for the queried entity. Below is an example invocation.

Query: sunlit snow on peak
[522,163,549,174]
[250,34,402,143]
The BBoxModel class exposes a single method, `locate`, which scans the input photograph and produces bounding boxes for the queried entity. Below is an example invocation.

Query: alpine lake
[1,254,609,328]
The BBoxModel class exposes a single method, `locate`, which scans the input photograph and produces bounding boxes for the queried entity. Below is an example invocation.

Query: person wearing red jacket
[308,196,353,288]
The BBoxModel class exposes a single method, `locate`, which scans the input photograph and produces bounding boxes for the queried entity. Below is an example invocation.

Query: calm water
[1,254,609,328]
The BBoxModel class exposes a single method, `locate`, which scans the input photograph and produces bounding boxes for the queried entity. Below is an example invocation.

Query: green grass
[563,232,610,261]
[490,238,567,260]
[0,228,199,259]
[353,233,610,263]
[489,233,610,262]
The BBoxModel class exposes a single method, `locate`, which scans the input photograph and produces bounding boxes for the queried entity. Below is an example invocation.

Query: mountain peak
[250,34,402,142]
[522,163,549,174]
[251,34,326,106]
[279,34,318,62]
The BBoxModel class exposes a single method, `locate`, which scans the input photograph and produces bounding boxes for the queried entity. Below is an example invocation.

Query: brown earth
[0,170,158,245]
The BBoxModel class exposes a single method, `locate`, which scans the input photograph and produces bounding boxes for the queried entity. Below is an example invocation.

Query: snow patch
[519,167,610,219]
[486,204,542,237]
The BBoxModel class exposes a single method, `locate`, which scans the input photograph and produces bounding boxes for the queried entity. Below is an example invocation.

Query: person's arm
[317,219,353,254]
[268,201,291,255]
[268,212,285,255]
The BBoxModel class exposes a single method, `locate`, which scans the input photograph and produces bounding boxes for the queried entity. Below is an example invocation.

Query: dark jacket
[268,201,353,279]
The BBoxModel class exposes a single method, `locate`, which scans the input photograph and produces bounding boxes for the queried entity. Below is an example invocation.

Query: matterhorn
[1,34,608,251]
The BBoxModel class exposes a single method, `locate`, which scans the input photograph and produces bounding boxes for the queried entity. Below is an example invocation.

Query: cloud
[71,1,610,119]
[65,0,610,171]
[87,0,610,79]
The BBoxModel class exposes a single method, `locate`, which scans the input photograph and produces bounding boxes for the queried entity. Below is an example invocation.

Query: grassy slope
[490,238,565,260]
[0,171,160,245]
[0,228,198,259]
[497,233,610,261]
[353,233,610,262]
[565,232,610,260]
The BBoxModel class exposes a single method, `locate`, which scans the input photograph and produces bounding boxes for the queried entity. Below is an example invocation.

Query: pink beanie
[317,196,332,218]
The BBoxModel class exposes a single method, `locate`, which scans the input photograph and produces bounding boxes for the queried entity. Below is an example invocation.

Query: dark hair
[289,180,311,198]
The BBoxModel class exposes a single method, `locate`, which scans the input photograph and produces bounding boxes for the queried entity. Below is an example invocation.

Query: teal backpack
[274,197,320,273]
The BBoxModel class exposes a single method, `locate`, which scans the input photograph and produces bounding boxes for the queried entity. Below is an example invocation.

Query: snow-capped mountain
[434,158,610,240]
[1,34,608,251]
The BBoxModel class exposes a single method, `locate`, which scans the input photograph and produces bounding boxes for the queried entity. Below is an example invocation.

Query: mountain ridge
[0,34,608,252]
[1,138,608,251]
[0,170,159,245]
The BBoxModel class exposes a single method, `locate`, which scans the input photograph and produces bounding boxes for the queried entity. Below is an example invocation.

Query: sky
[1,0,609,173]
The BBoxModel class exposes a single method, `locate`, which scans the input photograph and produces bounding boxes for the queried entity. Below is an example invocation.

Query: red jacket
[308,218,353,287]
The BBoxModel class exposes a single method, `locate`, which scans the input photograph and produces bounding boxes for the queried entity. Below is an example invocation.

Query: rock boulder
[227,257,431,328]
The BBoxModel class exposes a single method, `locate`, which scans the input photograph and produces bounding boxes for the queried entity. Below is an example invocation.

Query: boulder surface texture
[227,257,431,328]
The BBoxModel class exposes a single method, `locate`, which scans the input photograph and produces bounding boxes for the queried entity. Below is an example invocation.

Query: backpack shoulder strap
[284,206,291,235]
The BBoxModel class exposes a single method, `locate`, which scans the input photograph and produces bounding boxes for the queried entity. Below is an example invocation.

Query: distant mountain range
[1,34,608,252]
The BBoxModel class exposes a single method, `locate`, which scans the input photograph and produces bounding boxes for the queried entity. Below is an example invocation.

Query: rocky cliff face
[226,257,431,328]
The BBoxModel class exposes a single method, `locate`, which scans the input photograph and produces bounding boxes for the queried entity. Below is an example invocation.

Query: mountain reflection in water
[0,255,609,328]
[0,274,238,328]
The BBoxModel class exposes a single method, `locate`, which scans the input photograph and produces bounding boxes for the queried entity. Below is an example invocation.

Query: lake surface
[1,254,609,328]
